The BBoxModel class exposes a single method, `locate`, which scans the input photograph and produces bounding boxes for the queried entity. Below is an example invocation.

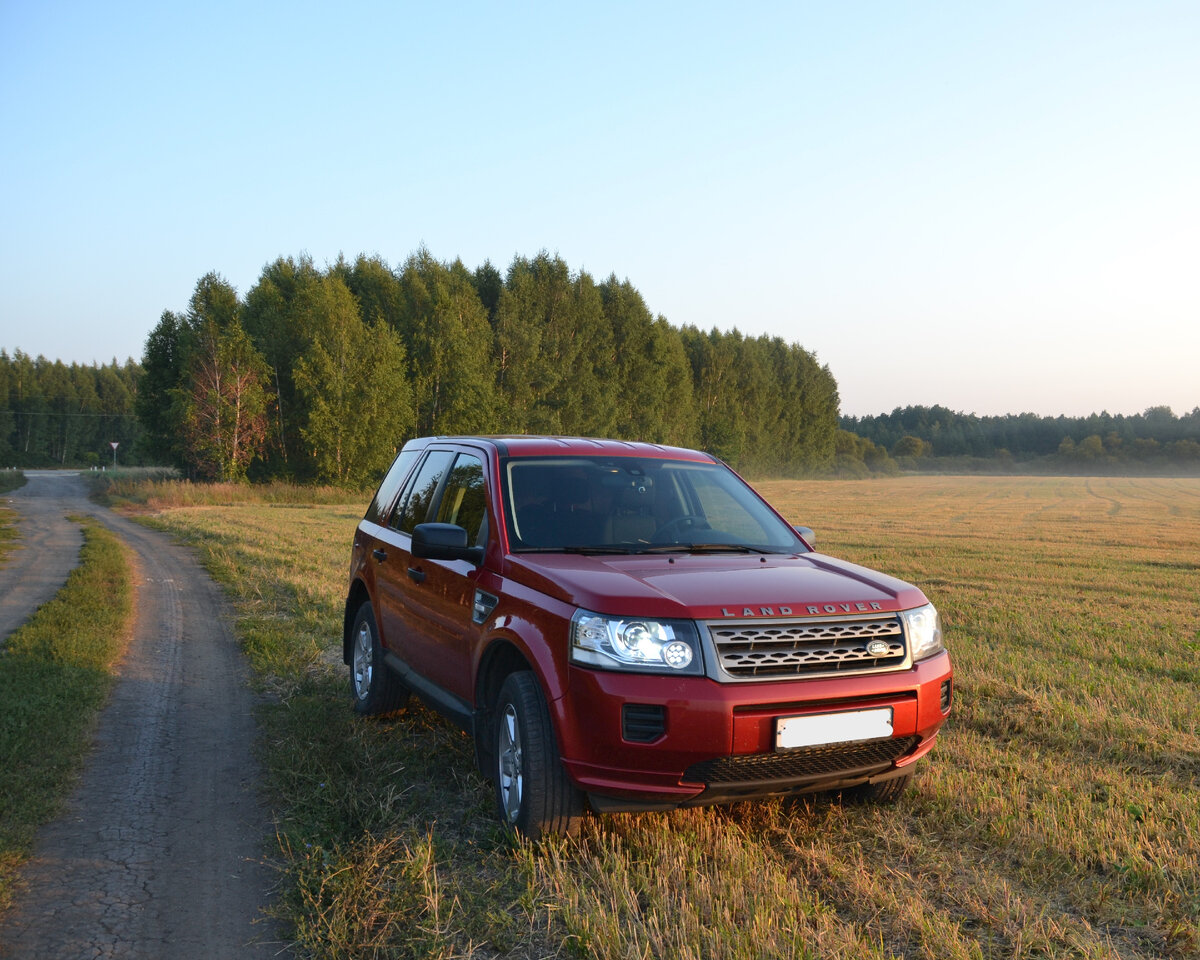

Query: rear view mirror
[412,523,484,565]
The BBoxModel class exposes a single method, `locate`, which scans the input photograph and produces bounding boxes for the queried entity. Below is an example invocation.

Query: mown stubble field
[128,475,1199,960]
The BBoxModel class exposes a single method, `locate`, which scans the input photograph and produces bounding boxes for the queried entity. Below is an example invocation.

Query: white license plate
[775,707,894,751]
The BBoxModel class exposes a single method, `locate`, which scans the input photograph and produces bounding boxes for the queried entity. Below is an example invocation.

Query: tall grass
[0,471,25,496]
[0,471,25,566]
[0,519,133,908]
[135,476,1199,959]
[0,511,17,567]
[93,474,365,512]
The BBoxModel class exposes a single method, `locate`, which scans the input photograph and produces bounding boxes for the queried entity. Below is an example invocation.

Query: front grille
[708,615,906,680]
[684,736,919,786]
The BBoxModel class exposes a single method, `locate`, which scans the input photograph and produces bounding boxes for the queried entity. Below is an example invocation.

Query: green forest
[0,352,140,469]
[2,251,838,483]
[2,249,1198,481]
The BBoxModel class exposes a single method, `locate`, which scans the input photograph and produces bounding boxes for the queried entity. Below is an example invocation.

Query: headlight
[570,610,703,675]
[902,603,944,661]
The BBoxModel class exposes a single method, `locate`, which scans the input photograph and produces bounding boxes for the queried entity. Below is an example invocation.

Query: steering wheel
[653,514,710,541]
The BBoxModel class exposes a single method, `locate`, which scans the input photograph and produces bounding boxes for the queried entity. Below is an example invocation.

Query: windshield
[501,456,806,554]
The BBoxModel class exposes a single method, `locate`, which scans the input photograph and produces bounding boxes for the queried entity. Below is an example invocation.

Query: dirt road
[0,473,285,958]
[0,471,84,641]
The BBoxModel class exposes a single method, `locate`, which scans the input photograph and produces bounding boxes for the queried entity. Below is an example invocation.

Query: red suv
[345,437,952,838]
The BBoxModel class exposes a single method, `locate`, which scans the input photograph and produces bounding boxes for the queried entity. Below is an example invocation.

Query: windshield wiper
[516,545,642,555]
[638,543,775,555]
[517,544,777,556]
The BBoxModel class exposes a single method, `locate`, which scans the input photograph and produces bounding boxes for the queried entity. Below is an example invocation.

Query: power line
[3,411,138,419]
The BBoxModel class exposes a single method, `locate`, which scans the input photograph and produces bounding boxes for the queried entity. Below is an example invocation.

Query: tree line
[841,404,1200,473]
[0,350,142,468]
[8,253,1195,480]
[133,250,840,485]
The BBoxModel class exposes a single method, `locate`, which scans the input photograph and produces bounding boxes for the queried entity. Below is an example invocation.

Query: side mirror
[794,525,816,546]
[412,523,484,565]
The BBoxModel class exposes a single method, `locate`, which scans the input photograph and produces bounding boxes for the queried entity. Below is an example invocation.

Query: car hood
[504,552,927,620]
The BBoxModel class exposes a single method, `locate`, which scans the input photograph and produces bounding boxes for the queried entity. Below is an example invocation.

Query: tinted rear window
[392,450,454,534]
[365,448,420,525]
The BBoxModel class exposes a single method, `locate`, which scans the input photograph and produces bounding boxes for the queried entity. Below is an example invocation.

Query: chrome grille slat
[708,614,907,679]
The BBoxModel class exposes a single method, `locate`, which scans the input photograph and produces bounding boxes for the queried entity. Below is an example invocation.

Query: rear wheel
[493,671,583,840]
[349,603,409,716]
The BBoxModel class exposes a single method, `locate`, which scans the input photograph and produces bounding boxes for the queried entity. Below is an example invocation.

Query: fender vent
[622,704,666,743]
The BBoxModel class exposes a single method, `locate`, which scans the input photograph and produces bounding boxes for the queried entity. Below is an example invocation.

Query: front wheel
[844,770,913,804]
[349,603,409,716]
[493,671,583,840]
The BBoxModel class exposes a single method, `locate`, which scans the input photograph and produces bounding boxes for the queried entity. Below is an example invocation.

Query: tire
[493,671,584,840]
[349,603,409,716]
[844,770,913,804]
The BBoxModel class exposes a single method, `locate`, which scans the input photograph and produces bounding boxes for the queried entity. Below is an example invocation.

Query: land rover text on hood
[344,437,953,838]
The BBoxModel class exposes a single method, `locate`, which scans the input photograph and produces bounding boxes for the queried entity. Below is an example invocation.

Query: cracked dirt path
[0,473,285,958]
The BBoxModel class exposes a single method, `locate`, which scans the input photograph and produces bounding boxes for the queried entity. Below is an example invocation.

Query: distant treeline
[135,251,840,484]
[841,405,1200,474]
[0,351,143,468]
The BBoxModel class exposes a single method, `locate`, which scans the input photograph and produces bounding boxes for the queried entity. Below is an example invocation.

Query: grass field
[135,476,1199,959]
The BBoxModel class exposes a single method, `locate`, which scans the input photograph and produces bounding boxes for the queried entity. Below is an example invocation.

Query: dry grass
[0,471,25,565]
[0,509,17,567]
[132,476,1199,959]
[93,473,366,512]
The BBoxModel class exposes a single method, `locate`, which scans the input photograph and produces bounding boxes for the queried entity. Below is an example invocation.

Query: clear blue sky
[1,1,1196,418]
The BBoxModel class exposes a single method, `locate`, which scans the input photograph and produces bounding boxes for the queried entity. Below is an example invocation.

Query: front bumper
[555,650,952,809]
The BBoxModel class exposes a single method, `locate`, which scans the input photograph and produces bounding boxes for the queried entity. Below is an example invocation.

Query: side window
[365,448,420,525]
[436,454,488,546]
[391,450,454,534]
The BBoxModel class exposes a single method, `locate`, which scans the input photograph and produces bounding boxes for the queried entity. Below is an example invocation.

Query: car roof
[411,435,716,462]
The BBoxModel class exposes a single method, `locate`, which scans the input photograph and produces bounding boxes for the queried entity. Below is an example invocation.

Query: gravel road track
[0,471,84,642]
[0,472,285,958]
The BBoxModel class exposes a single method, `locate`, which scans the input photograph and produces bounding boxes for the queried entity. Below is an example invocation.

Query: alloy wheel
[352,621,373,699]
[498,702,524,822]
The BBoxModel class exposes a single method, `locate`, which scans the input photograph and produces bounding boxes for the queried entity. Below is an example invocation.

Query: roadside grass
[0,518,133,909]
[0,471,25,566]
[135,476,1199,959]
[0,471,25,496]
[93,473,363,512]
[0,512,17,568]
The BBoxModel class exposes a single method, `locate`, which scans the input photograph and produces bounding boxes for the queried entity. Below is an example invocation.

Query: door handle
[372,549,387,563]
[407,567,425,584]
